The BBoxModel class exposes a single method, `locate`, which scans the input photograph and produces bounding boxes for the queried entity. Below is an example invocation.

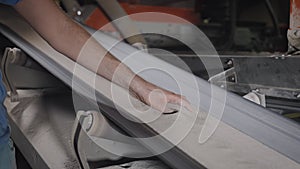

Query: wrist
[130,76,153,96]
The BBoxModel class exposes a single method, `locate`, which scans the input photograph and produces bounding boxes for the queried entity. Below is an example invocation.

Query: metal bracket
[1,47,23,102]
[72,110,151,169]
[243,90,266,107]
[208,67,236,86]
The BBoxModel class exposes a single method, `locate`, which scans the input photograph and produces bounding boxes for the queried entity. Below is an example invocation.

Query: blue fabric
[0,71,9,146]
[0,0,20,5]
[0,139,16,169]
[0,0,18,149]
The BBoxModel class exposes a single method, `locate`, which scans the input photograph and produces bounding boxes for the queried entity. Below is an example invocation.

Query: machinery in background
[199,0,288,52]
[60,0,289,52]
[208,55,300,122]
[153,52,300,123]
[59,0,201,48]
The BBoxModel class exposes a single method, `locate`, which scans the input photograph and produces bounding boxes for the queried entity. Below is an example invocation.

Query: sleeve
[0,0,20,5]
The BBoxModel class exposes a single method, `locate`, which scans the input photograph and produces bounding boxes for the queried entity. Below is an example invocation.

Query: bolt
[226,60,233,66]
[76,10,82,16]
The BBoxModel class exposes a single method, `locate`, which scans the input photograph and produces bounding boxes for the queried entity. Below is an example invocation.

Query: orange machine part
[85,2,201,30]
[290,0,300,29]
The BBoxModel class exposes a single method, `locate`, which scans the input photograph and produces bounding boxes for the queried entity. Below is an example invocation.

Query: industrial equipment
[0,5,300,169]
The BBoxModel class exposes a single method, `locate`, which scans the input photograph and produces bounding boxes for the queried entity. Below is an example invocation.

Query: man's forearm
[14,0,149,93]
[14,0,190,113]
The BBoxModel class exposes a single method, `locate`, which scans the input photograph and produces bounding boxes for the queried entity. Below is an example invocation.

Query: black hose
[264,0,282,37]
[220,0,236,50]
[73,115,86,169]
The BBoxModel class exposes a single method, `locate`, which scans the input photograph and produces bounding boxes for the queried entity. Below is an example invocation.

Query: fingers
[143,87,194,113]
[167,93,194,112]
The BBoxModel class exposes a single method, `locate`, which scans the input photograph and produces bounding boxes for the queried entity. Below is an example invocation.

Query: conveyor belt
[0,6,300,169]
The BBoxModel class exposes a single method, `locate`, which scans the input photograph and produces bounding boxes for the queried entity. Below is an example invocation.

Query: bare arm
[14,0,190,112]
[14,0,135,88]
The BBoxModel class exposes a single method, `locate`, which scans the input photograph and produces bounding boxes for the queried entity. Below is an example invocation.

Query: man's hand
[130,77,192,113]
